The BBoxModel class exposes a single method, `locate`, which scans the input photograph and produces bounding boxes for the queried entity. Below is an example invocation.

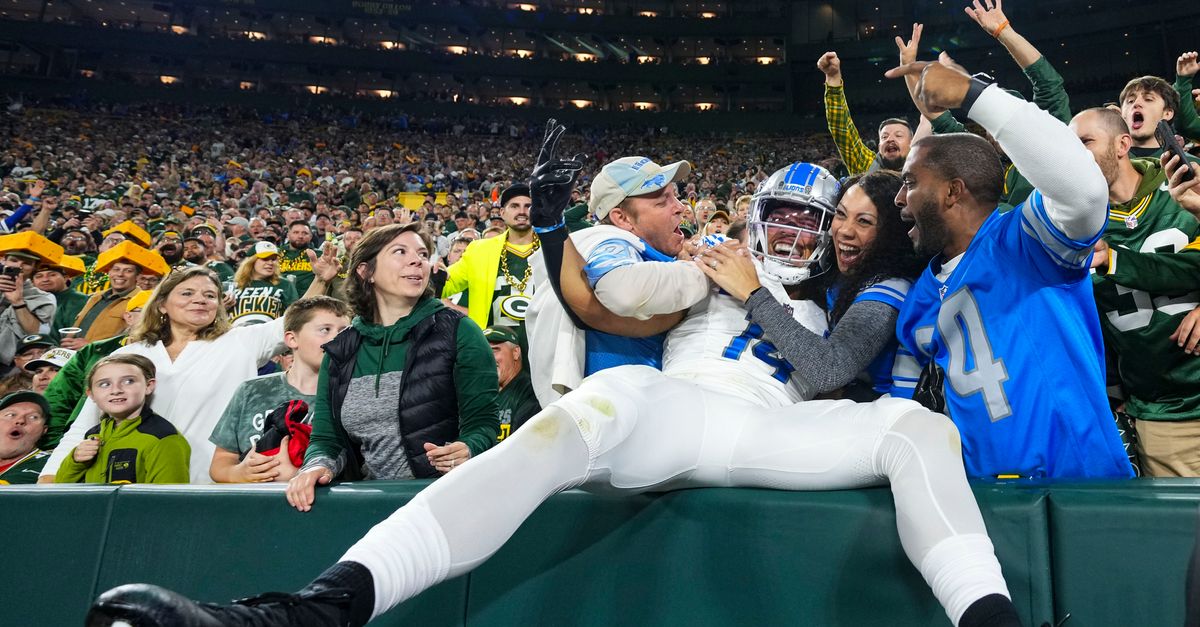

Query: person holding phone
[0,234,59,371]
[1074,107,1200,477]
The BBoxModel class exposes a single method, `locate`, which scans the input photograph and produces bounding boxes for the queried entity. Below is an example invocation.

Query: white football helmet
[747,162,840,284]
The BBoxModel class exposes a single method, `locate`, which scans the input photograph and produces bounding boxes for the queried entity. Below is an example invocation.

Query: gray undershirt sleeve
[745,288,898,396]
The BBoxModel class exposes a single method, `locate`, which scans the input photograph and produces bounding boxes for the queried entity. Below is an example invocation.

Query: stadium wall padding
[2,480,1196,626]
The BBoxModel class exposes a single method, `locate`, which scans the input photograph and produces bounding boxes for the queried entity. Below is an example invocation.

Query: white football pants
[339,365,1009,626]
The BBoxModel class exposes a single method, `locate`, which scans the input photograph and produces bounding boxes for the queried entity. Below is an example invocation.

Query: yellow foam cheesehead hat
[126,289,152,312]
[48,254,86,278]
[0,232,64,265]
[102,220,152,247]
[95,241,170,277]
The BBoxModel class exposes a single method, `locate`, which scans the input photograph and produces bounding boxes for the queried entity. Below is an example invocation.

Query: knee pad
[876,401,963,476]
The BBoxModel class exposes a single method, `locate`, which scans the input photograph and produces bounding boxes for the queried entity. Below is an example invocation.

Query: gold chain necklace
[499,237,540,294]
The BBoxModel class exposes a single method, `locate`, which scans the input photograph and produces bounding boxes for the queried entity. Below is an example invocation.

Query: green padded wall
[94,482,465,627]
[1048,479,1200,627]
[467,485,1052,627]
[0,485,118,627]
[0,481,1059,626]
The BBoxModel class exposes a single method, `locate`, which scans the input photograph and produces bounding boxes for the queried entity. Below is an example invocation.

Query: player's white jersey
[663,263,827,408]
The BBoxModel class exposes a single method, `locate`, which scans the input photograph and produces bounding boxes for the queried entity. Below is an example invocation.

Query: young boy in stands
[54,354,189,484]
[208,296,351,483]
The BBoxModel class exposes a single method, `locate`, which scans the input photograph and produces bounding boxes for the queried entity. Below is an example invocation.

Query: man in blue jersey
[888,58,1133,479]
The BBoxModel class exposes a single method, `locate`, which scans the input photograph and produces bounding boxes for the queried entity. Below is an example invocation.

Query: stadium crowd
[5,0,1200,501]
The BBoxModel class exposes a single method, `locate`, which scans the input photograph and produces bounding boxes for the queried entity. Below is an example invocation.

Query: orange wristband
[992,19,1010,38]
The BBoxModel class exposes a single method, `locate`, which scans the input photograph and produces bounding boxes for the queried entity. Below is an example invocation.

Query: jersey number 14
[917,288,1013,422]
[722,320,796,383]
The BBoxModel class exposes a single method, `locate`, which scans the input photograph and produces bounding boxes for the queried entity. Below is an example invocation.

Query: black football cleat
[85,582,356,627]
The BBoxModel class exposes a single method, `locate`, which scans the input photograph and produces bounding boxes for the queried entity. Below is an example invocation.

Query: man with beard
[819,51,913,174]
[154,230,192,272]
[279,221,316,293]
[1073,108,1200,476]
[57,227,94,261]
[889,59,1132,480]
[443,184,540,351]
[183,233,232,282]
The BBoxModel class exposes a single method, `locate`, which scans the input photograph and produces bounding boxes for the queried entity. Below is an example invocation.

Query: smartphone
[1,266,22,278]
[1156,120,1195,183]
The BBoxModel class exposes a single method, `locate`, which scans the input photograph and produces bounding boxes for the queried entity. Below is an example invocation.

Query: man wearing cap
[0,334,54,395]
[703,209,732,237]
[0,235,59,368]
[40,290,149,450]
[67,242,166,348]
[442,183,540,347]
[190,224,235,278]
[154,230,192,271]
[35,255,89,342]
[526,154,710,402]
[25,346,75,394]
[484,325,540,442]
[0,391,52,485]
[183,232,232,282]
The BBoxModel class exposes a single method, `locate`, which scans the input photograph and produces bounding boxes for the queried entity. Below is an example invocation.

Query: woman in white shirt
[42,256,336,484]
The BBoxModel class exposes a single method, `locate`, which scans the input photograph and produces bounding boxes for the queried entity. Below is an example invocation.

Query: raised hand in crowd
[817,51,842,87]
[24,178,46,202]
[885,52,972,115]
[528,118,585,229]
[1179,51,1199,79]
[306,241,342,284]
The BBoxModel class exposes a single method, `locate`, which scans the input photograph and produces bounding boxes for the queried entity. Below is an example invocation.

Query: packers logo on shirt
[497,295,530,321]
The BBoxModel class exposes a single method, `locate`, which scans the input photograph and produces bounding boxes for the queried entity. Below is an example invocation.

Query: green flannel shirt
[823,84,878,175]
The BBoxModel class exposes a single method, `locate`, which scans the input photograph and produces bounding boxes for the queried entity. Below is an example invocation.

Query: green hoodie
[306,297,500,474]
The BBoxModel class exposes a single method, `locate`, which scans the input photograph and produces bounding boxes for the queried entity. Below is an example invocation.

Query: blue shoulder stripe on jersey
[1020,192,1094,269]
[584,238,643,287]
[856,280,909,310]
[861,282,908,300]
[1019,190,1101,269]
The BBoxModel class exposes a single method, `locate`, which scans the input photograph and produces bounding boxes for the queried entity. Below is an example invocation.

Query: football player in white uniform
[88,134,1019,627]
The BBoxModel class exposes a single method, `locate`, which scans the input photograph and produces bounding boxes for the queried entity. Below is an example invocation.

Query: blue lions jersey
[826,278,917,399]
[896,191,1133,479]
[581,237,673,376]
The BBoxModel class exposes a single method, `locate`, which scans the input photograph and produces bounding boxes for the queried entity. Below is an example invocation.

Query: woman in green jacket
[286,222,500,511]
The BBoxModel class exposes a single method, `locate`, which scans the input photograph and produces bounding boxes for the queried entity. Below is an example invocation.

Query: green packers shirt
[227,279,299,326]
[1093,158,1200,421]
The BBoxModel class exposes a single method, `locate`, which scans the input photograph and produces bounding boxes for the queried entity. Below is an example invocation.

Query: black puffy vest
[322,307,463,479]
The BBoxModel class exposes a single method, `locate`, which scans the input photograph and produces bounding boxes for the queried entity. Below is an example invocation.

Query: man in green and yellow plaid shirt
[818,51,913,175]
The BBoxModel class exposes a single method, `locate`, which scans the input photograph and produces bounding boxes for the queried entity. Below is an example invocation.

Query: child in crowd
[208,296,351,483]
[54,354,190,484]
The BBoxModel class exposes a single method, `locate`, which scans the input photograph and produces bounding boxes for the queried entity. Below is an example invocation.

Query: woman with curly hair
[698,170,927,400]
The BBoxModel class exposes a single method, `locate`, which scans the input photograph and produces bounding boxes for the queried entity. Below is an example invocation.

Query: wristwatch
[961,72,995,112]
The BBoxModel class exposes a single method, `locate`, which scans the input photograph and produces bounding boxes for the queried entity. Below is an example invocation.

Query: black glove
[529,118,586,230]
